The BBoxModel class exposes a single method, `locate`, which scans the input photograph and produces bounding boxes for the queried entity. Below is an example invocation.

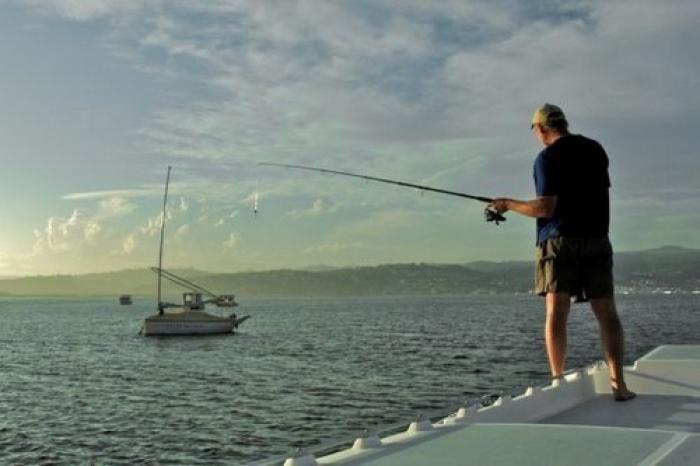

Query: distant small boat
[141,166,250,337]
[119,295,133,305]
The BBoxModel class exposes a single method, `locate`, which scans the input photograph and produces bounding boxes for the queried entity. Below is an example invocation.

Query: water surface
[0,294,697,464]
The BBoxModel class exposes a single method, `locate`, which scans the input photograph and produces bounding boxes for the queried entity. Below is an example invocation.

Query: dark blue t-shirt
[533,134,611,245]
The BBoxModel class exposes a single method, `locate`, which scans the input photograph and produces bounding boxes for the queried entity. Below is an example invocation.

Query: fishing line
[254,179,259,215]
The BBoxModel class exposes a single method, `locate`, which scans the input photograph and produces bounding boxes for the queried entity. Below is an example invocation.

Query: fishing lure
[254,179,259,215]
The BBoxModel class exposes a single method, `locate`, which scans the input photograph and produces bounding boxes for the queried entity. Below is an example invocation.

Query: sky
[0,0,698,276]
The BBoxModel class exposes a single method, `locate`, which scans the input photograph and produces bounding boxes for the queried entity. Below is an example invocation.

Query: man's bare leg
[590,297,636,401]
[545,292,571,378]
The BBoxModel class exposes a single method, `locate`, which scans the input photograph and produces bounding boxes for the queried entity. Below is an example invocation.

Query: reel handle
[484,207,507,225]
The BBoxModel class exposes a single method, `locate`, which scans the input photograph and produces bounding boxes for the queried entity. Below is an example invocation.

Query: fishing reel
[484,207,507,225]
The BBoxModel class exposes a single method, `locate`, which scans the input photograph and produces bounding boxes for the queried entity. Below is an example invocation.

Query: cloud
[32,208,98,253]
[302,241,363,254]
[29,193,143,256]
[97,196,136,218]
[9,0,700,270]
[18,1,700,164]
[42,0,693,212]
[175,224,190,238]
[441,1,700,124]
[22,0,151,21]
[84,221,102,242]
[140,213,164,237]
[27,2,693,155]
[62,188,156,200]
[333,210,422,239]
[223,232,238,250]
[286,198,334,218]
[121,233,137,255]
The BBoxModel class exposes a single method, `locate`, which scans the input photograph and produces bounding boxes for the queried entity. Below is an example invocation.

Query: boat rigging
[141,166,249,336]
[157,165,171,313]
[152,267,237,308]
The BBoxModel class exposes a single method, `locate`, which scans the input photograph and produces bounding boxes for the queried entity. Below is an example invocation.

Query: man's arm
[489,196,557,219]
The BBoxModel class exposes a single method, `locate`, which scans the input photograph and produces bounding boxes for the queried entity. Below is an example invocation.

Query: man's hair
[544,119,569,134]
[532,103,569,134]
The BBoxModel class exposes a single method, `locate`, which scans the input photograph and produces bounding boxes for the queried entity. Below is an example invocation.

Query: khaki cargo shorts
[535,236,614,301]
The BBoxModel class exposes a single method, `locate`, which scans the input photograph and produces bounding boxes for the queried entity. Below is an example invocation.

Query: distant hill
[0,246,698,298]
[614,246,700,292]
[0,268,209,298]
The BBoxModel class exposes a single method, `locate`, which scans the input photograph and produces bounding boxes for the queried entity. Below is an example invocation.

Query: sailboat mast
[157,166,172,310]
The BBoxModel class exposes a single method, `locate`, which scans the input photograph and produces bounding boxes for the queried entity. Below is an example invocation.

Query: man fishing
[489,103,636,401]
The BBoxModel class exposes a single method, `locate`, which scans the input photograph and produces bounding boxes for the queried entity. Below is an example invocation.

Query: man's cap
[531,103,567,128]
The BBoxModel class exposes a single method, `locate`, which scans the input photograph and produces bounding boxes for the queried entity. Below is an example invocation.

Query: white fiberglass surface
[641,345,700,361]
[541,395,700,433]
[352,424,673,466]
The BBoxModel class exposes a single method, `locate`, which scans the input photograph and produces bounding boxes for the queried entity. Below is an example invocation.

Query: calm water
[0,294,697,465]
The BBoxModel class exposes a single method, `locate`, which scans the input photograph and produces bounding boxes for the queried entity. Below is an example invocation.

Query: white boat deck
[277,345,700,466]
[543,394,700,433]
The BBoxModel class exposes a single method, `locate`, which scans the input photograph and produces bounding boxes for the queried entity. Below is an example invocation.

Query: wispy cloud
[286,198,334,218]
[22,0,151,21]
[332,210,424,240]
[36,209,83,252]
[38,0,695,208]
[96,196,136,218]
[223,232,238,251]
[31,195,137,255]
[4,0,700,273]
[25,1,695,167]
[140,212,164,237]
[174,224,190,238]
[62,189,157,200]
[302,241,363,255]
[121,233,137,256]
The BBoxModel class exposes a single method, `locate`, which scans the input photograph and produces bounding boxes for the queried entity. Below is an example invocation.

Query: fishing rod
[258,162,506,224]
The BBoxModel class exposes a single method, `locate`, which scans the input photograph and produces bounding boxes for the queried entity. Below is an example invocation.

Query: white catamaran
[142,166,249,336]
[265,345,700,466]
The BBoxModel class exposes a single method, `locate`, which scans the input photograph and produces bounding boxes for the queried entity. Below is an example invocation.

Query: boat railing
[241,393,506,466]
[244,361,605,465]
